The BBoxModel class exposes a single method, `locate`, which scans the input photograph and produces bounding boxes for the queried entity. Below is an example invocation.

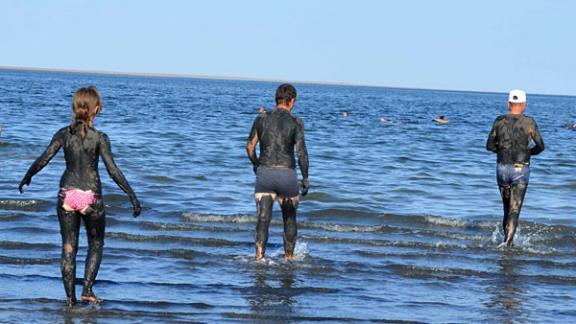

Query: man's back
[252,109,305,169]
[486,114,544,164]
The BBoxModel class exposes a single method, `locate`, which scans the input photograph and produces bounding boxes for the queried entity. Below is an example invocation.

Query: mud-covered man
[487,89,545,246]
[247,84,309,260]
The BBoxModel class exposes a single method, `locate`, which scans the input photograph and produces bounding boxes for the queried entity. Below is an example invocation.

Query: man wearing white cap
[486,90,545,246]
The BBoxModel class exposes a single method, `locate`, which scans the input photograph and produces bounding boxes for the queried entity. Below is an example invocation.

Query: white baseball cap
[508,89,526,103]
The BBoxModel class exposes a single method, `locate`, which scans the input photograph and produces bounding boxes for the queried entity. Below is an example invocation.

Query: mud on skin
[248,107,309,260]
[19,123,141,306]
[486,114,545,164]
[247,109,309,178]
[487,113,544,246]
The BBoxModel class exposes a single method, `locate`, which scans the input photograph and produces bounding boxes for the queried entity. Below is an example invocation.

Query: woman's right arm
[99,133,141,217]
[19,129,65,193]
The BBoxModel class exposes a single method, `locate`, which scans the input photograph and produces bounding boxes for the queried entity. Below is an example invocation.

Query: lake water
[0,69,575,322]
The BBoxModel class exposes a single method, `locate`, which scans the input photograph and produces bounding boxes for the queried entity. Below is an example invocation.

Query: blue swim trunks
[496,163,530,186]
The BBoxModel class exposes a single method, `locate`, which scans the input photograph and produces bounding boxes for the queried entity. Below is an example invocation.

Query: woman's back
[60,125,102,192]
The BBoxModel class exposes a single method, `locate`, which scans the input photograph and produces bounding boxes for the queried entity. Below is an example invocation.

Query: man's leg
[279,196,299,260]
[498,185,511,237]
[504,184,528,247]
[255,193,275,260]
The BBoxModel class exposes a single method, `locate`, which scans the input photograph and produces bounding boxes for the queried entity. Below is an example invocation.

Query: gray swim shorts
[255,166,299,198]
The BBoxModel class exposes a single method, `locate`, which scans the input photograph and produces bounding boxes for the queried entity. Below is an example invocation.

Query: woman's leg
[80,203,105,302]
[57,205,81,306]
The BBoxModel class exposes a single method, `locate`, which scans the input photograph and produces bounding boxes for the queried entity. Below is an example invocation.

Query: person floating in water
[486,89,544,246]
[246,84,309,261]
[258,106,267,114]
[433,115,449,124]
[18,87,141,307]
[342,111,350,117]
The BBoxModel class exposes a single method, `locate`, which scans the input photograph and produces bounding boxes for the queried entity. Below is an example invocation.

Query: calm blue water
[0,69,575,322]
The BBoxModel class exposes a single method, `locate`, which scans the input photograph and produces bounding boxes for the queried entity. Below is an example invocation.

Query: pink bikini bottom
[60,189,96,211]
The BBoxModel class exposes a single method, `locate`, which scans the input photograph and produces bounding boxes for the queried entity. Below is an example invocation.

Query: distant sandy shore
[0,65,571,97]
[0,65,372,88]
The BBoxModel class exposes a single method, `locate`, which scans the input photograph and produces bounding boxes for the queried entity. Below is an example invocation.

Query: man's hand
[301,178,310,197]
[18,177,31,194]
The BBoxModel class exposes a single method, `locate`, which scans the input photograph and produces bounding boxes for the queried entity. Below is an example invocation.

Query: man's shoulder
[522,115,537,122]
[493,115,507,123]
[253,114,265,124]
[290,114,304,127]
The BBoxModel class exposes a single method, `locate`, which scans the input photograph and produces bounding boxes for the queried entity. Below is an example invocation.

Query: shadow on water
[484,252,527,323]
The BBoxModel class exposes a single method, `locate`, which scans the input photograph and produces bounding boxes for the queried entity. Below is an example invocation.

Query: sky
[0,0,574,95]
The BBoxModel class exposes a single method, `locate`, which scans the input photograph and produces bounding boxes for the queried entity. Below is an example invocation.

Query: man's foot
[255,244,265,260]
[81,293,102,304]
[65,297,77,308]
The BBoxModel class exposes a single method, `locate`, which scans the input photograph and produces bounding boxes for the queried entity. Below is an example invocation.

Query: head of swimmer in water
[70,86,102,137]
[276,83,297,111]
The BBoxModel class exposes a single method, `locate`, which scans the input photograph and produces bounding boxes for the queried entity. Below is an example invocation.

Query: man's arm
[295,119,309,195]
[530,119,545,156]
[246,117,261,173]
[486,119,499,153]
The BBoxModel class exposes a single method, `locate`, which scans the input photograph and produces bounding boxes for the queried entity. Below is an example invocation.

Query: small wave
[423,215,468,227]
[182,212,254,224]
[0,213,26,221]
[300,222,394,233]
[143,175,177,183]
[107,232,245,246]
[0,240,57,250]
[0,255,57,265]
[0,199,50,211]
[302,192,339,203]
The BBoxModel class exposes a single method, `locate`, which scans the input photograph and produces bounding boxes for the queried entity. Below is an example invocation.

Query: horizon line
[0,65,573,98]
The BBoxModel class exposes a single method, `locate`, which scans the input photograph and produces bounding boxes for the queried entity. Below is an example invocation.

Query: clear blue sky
[0,0,574,95]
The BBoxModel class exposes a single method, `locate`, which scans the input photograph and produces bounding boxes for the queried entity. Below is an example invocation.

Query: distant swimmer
[18,87,141,307]
[258,106,267,114]
[486,89,544,247]
[246,84,309,261]
[342,111,350,117]
[433,115,449,124]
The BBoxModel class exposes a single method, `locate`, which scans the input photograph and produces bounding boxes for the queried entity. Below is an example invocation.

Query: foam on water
[182,212,255,224]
